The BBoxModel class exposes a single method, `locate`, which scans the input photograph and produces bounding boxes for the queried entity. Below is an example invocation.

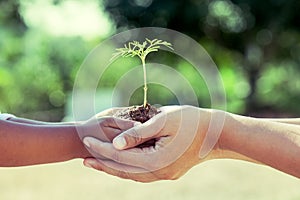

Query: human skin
[0,115,135,167]
[83,106,300,182]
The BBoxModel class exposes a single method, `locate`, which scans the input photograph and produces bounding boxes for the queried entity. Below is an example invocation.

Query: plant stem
[142,57,147,107]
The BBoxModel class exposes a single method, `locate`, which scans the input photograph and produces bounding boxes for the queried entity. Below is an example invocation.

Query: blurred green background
[1,0,300,121]
[0,0,300,199]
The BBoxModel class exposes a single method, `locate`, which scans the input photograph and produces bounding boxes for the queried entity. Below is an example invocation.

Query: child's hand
[78,107,138,159]
[79,116,137,143]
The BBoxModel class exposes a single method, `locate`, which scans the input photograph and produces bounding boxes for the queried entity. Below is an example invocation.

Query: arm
[6,107,126,125]
[0,120,88,167]
[0,112,68,125]
[9,116,75,125]
[220,113,300,178]
[266,118,300,125]
[0,116,135,167]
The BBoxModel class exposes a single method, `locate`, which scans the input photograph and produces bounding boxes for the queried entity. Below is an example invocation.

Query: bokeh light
[20,0,114,40]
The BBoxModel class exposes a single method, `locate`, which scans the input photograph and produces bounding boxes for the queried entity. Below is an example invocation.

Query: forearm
[9,117,76,125]
[266,118,300,125]
[0,120,90,167]
[220,113,300,178]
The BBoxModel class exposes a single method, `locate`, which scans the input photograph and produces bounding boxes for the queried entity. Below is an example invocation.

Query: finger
[95,107,125,118]
[84,136,180,172]
[112,113,166,150]
[83,137,157,169]
[84,158,145,174]
[83,158,158,183]
[101,116,140,130]
[87,127,122,142]
[78,117,124,142]
[83,158,104,171]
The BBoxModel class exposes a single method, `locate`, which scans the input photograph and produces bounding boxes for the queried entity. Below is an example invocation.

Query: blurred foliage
[104,0,300,116]
[0,0,93,121]
[0,0,300,121]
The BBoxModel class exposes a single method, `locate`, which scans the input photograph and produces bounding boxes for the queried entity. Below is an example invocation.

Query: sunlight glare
[20,0,115,40]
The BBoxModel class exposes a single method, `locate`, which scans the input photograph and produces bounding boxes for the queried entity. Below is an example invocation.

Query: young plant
[111,38,173,108]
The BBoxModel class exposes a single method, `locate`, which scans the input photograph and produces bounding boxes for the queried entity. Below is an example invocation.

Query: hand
[94,107,127,119]
[83,105,226,182]
[79,108,138,158]
[80,107,135,141]
[79,117,135,142]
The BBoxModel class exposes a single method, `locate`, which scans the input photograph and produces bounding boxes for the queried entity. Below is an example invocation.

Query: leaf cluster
[111,38,173,61]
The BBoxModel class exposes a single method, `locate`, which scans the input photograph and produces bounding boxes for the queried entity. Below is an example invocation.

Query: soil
[113,103,160,148]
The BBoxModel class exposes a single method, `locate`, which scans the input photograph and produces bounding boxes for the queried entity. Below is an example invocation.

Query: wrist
[216,111,244,159]
[73,123,93,159]
[199,109,231,160]
[63,124,92,159]
[216,113,262,163]
[216,111,234,152]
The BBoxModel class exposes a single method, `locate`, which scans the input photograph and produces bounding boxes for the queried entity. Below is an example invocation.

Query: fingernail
[84,159,98,168]
[113,136,127,149]
[84,161,93,168]
[83,137,92,148]
[134,122,142,126]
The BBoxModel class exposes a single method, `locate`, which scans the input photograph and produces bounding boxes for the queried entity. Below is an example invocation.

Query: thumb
[112,113,166,150]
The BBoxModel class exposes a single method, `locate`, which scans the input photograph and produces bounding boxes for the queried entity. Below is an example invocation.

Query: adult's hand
[94,107,127,119]
[83,105,226,182]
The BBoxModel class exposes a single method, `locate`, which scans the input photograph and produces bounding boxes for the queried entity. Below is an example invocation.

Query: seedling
[111,38,173,108]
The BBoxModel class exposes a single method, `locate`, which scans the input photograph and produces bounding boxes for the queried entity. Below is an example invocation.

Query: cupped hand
[94,107,127,119]
[83,105,226,182]
[78,107,138,158]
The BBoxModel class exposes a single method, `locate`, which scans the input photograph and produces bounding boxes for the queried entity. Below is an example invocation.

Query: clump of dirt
[113,103,160,148]
[114,103,160,123]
